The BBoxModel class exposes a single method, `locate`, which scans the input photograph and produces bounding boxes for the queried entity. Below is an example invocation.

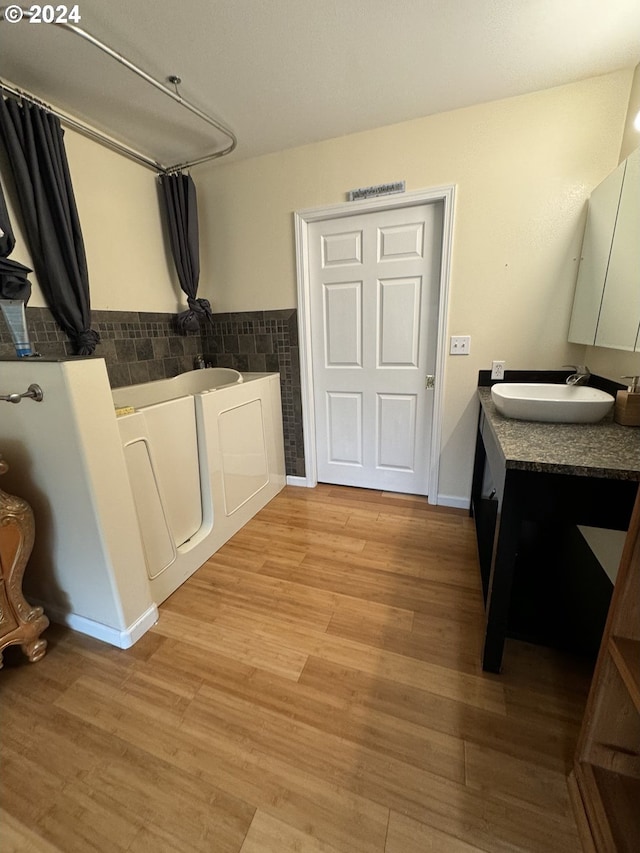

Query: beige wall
[194,70,632,501]
[2,129,181,313]
[619,63,640,162]
[2,69,635,502]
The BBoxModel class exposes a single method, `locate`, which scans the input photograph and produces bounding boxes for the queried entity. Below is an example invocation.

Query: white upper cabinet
[568,146,640,351]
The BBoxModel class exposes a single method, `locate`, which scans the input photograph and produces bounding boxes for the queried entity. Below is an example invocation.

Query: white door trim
[294,185,455,504]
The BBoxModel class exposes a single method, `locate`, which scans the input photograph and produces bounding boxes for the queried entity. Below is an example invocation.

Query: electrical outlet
[450,335,471,355]
[491,360,506,380]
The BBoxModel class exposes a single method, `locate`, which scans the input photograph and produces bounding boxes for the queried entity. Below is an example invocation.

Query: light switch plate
[450,335,471,355]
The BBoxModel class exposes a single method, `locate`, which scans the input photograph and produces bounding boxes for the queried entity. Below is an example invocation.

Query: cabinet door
[595,146,640,351]
[568,160,625,345]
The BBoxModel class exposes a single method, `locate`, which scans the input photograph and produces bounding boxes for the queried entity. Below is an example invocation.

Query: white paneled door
[309,203,442,494]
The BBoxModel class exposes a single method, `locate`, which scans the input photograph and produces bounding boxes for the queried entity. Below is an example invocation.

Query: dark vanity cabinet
[471,383,639,674]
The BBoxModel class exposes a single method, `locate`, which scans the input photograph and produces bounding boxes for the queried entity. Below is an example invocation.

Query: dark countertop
[478,387,640,481]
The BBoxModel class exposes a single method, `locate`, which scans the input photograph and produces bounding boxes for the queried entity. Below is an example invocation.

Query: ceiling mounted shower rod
[0,77,165,172]
[0,7,237,173]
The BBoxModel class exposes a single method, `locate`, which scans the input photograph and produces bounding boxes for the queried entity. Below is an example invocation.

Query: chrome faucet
[564,365,591,386]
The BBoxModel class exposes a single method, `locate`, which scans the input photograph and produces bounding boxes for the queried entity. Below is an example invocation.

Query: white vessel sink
[491,383,614,423]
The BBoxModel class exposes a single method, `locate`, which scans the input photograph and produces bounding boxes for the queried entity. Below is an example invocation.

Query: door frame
[294,185,456,504]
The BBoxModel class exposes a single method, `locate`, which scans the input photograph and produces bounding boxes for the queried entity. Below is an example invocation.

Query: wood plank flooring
[0,484,593,852]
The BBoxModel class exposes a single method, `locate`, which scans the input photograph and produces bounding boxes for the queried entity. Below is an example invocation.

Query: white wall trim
[286,475,313,488]
[37,600,159,649]
[437,494,470,510]
[294,185,456,505]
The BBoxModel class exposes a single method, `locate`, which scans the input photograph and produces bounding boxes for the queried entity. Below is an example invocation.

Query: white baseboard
[37,601,159,649]
[286,475,314,487]
[285,477,469,507]
[436,493,470,510]
[122,604,160,647]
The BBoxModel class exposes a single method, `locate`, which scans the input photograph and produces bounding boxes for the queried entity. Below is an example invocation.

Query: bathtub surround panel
[128,396,203,552]
[123,439,177,579]
[0,359,156,645]
[119,407,200,594]
[201,309,304,478]
[218,398,270,515]
[114,371,286,605]
[1,305,304,478]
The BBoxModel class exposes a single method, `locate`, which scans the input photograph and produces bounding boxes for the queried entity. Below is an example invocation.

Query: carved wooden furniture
[569,486,640,851]
[0,454,48,668]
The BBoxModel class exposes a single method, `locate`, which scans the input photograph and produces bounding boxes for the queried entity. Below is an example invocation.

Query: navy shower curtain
[159,171,212,334]
[0,96,99,355]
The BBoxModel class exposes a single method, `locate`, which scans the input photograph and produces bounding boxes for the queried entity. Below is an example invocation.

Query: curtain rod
[0,12,237,174]
[0,78,166,172]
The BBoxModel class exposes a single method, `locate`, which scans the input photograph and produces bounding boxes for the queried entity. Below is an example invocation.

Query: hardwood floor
[0,484,593,852]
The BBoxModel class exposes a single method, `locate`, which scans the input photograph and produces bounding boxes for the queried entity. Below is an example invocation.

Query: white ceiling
[1,0,639,168]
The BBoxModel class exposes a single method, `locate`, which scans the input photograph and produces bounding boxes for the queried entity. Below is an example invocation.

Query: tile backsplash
[0,306,305,477]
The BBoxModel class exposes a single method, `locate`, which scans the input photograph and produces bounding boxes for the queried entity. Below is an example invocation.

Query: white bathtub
[113,369,286,605]
[0,359,285,647]
[112,366,243,408]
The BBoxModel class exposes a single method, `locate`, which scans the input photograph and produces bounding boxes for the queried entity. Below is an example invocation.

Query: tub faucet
[564,365,590,386]
[193,354,206,369]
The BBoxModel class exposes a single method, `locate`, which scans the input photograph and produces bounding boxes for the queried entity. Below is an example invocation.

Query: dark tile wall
[201,309,305,478]
[0,305,305,477]
[0,306,202,386]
